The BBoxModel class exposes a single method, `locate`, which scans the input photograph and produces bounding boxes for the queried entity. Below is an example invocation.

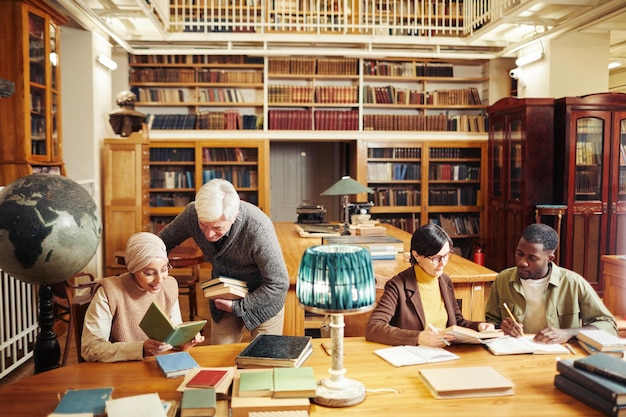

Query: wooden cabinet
[554,93,626,295]
[357,139,486,257]
[148,138,270,232]
[102,132,150,276]
[601,255,626,317]
[486,98,555,272]
[0,0,66,185]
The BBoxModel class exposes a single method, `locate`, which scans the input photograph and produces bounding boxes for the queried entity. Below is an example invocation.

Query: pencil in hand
[502,302,524,336]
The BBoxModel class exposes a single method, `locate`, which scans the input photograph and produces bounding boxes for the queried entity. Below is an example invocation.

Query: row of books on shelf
[429,214,480,237]
[148,112,260,130]
[576,141,602,165]
[150,193,193,208]
[129,68,195,83]
[619,143,626,164]
[430,147,481,159]
[429,164,480,181]
[429,186,478,206]
[576,170,601,195]
[147,113,197,130]
[268,109,359,131]
[197,69,263,84]
[138,88,251,104]
[202,147,255,163]
[620,170,626,194]
[368,147,422,159]
[268,57,358,75]
[363,60,455,77]
[151,170,194,189]
[368,162,421,181]
[363,113,487,132]
[202,168,258,188]
[377,217,419,234]
[150,148,194,162]
[371,187,421,207]
[364,86,481,105]
[183,19,258,34]
[268,85,358,104]
[129,54,263,65]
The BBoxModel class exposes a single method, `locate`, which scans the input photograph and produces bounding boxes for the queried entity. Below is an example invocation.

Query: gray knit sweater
[159,201,289,330]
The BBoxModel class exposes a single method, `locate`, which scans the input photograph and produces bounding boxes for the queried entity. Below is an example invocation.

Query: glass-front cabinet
[0,0,65,185]
[486,98,555,272]
[554,93,626,295]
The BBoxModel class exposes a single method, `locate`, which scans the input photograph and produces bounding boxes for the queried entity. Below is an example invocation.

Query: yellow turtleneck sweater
[414,265,447,329]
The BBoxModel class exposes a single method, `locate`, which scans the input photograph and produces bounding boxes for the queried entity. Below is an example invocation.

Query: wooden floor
[0,273,227,387]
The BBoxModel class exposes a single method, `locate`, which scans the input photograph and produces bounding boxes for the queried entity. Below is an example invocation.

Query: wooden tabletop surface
[0,337,600,416]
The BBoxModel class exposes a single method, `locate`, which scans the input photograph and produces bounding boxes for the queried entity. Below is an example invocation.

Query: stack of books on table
[555,354,626,416]
[201,276,248,300]
[230,368,314,417]
[576,329,626,358]
[236,334,313,368]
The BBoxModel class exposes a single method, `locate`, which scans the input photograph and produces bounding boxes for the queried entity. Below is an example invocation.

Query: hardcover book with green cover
[181,388,217,417]
[574,353,626,385]
[557,359,626,405]
[238,370,275,397]
[52,387,113,416]
[272,367,317,398]
[139,302,206,346]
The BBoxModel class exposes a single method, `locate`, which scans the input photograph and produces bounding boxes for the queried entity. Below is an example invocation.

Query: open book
[484,335,570,355]
[442,325,504,344]
[374,345,460,367]
[139,302,206,346]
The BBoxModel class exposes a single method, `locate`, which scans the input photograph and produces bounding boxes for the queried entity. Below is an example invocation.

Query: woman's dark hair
[409,224,453,265]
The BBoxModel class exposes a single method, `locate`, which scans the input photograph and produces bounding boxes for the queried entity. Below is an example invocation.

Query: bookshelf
[128,54,490,134]
[0,0,66,185]
[553,93,626,295]
[148,138,270,234]
[129,55,264,131]
[357,140,486,255]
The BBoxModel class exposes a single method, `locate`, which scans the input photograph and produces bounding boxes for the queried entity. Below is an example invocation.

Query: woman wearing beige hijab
[81,232,205,362]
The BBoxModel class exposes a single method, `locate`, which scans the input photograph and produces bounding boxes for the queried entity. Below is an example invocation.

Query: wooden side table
[535,204,567,264]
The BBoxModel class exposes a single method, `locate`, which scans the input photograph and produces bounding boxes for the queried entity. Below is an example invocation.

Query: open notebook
[484,336,570,355]
[374,345,460,367]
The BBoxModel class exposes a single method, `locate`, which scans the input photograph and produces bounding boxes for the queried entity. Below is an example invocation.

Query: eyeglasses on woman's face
[425,252,452,265]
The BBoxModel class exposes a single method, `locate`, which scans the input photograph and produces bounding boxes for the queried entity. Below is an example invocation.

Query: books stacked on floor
[555,354,626,416]
[201,276,248,300]
[230,368,314,417]
[576,329,626,357]
[236,334,313,368]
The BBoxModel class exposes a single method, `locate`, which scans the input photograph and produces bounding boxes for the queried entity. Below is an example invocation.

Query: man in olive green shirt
[485,223,617,344]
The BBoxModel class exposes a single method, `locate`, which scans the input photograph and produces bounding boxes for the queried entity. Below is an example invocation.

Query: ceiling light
[515,51,544,67]
[96,54,118,71]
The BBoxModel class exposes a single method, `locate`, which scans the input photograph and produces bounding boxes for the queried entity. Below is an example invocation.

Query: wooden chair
[172,264,200,321]
[61,272,99,365]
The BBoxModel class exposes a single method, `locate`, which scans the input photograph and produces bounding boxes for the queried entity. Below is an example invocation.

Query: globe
[0,174,102,285]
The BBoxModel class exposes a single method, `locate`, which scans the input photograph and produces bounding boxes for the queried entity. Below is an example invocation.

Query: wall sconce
[96,54,118,71]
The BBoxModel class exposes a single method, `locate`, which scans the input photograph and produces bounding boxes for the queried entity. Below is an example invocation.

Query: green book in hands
[139,302,206,347]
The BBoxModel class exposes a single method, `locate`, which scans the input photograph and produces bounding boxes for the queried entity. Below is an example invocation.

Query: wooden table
[0,337,600,417]
[275,222,497,336]
[601,255,626,318]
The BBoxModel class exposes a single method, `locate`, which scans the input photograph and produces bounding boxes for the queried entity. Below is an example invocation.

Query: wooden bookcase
[148,138,270,234]
[356,139,486,256]
[129,54,491,135]
[553,93,626,295]
[486,98,555,272]
[128,55,264,131]
[102,131,150,276]
[0,0,66,185]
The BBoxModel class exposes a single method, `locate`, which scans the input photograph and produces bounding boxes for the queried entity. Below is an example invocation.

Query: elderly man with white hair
[81,232,204,362]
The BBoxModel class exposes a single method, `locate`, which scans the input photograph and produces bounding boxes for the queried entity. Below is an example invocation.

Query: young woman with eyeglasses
[365,224,494,347]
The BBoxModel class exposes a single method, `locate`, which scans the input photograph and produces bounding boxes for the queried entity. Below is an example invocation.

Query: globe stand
[34,284,60,374]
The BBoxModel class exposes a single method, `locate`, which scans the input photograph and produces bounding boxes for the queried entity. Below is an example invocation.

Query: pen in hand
[503,302,524,336]
[428,323,451,347]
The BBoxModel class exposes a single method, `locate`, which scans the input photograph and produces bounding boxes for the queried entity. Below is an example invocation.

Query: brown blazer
[365,266,480,346]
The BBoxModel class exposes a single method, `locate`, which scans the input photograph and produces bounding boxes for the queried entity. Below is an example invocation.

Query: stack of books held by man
[201,276,248,300]
[555,353,626,416]
[236,334,313,368]
[576,329,626,357]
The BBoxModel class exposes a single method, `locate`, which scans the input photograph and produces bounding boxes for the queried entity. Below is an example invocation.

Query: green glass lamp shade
[296,244,376,314]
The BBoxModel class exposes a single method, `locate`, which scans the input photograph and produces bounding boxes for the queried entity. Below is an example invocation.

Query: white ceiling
[48,0,626,71]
